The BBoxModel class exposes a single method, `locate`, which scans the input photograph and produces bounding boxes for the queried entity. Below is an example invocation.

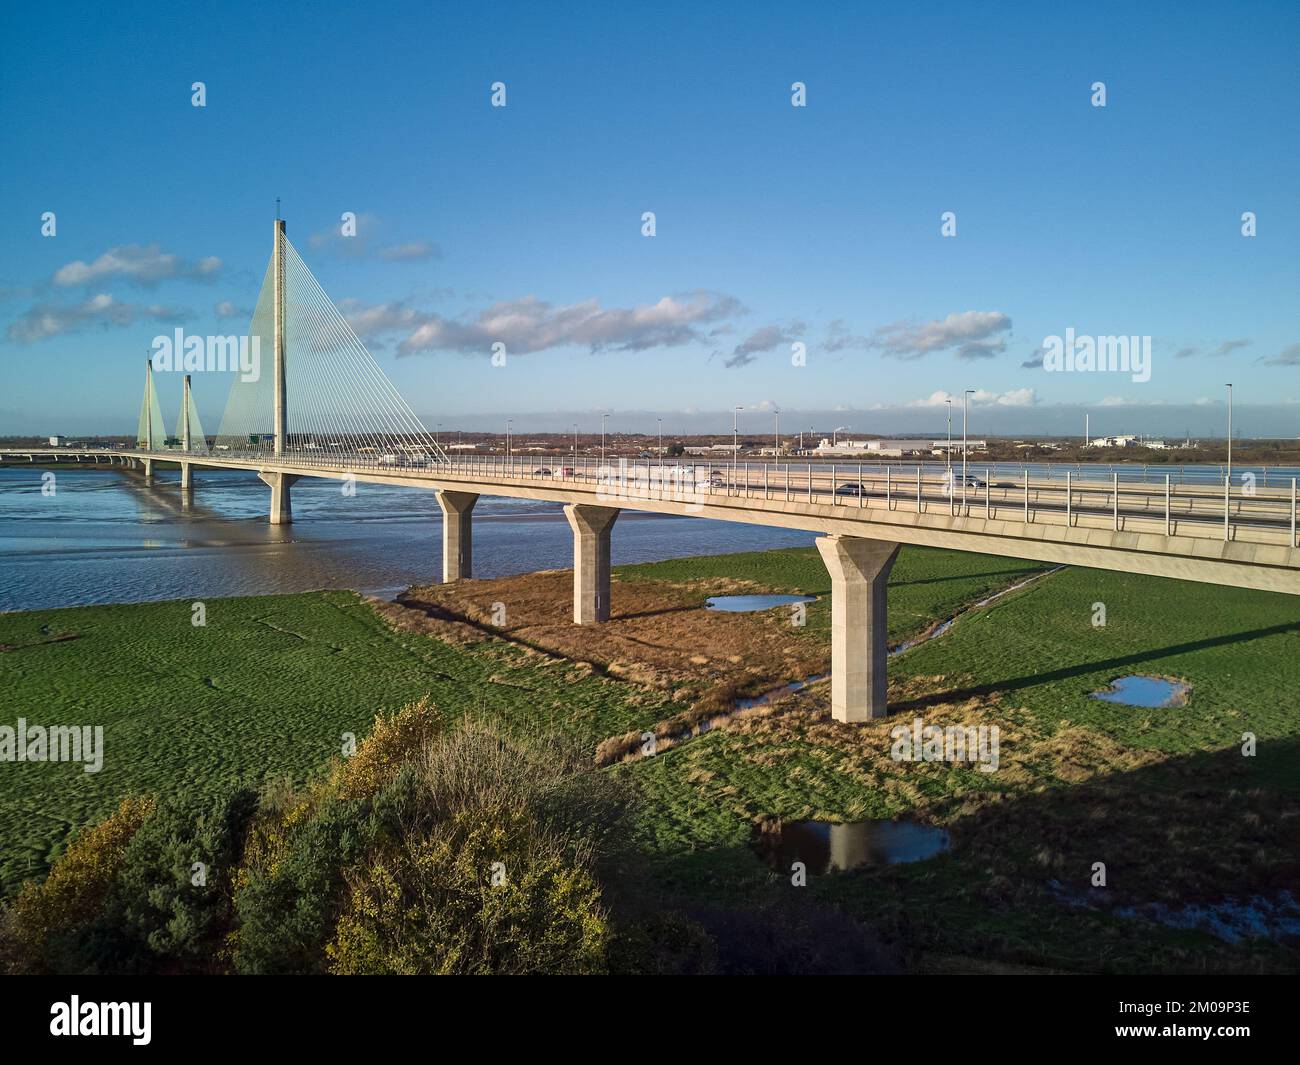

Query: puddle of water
[735,674,827,711]
[706,593,815,613]
[752,819,950,875]
[1050,880,1300,945]
[1116,893,1300,945]
[1090,675,1191,708]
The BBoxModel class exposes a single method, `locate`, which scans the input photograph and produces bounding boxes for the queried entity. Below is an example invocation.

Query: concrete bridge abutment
[564,503,620,623]
[258,471,300,525]
[815,535,900,722]
[437,490,478,583]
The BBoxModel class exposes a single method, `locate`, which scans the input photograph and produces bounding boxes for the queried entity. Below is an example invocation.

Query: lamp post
[962,389,975,493]
[733,406,744,485]
[945,399,952,471]
[601,413,609,466]
[1226,383,1233,482]
[657,417,663,457]
[773,407,780,454]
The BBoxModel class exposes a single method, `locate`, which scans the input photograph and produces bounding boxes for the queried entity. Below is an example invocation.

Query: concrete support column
[563,504,620,623]
[815,535,900,722]
[180,461,193,493]
[258,471,300,525]
[436,490,478,583]
[142,457,154,484]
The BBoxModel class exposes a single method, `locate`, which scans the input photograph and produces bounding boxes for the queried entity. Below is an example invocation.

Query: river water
[0,465,818,612]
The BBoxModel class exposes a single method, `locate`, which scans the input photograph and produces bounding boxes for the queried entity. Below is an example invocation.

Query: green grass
[6,545,1300,972]
[891,566,1300,774]
[617,544,1049,645]
[614,551,1300,972]
[0,590,677,895]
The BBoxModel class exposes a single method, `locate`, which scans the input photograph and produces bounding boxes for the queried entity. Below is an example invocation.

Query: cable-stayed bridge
[7,219,1300,722]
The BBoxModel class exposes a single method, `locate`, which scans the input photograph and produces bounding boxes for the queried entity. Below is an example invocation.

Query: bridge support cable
[214,226,448,466]
[136,357,166,450]
[174,373,209,454]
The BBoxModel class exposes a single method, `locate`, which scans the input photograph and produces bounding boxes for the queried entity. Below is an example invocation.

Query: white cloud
[214,299,250,319]
[1260,343,1300,366]
[375,241,441,262]
[726,321,805,368]
[392,291,743,356]
[905,387,1036,409]
[863,311,1012,360]
[6,293,187,343]
[52,244,220,288]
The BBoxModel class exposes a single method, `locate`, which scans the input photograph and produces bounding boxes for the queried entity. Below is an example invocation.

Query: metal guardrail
[7,448,1299,548]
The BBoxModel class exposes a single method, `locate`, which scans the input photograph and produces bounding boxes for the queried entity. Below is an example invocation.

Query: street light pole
[963,389,974,490]
[601,413,609,467]
[506,419,512,467]
[733,406,743,484]
[657,417,663,457]
[773,407,780,454]
[945,399,952,471]
[572,423,577,466]
[1222,382,1232,483]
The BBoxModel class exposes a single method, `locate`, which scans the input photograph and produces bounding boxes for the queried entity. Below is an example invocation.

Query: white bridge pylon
[211,220,450,465]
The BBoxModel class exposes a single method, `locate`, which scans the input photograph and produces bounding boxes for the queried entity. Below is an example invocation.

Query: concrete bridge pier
[436,490,478,582]
[815,535,901,722]
[180,461,193,494]
[142,457,155,485]
[564,503,620,623]
[258,471,300,525]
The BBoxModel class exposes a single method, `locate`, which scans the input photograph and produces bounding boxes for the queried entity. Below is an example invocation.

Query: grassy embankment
[4,544,1300,972]
[620,549,1300,973]
[0,546,1037,897]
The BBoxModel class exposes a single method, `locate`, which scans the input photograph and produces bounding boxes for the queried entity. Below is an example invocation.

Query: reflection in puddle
[735,674,827,711]
[752,819,950,875]
[706,594,815,613]
[1090,675,1191,708]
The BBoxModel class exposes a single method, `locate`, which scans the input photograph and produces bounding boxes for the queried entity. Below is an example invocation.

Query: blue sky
[1,0,1297,439]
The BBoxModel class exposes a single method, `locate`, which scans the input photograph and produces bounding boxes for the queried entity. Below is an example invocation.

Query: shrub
[327,808,608,975]
[237,707,634,975]
[332,696,444,800]
[6,796,154,973]
[90,787,259,972]
[230,791,384,974]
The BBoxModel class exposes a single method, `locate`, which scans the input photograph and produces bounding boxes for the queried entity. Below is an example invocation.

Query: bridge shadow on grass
[608,603,699,622]
[639,738,1300,973]
[891,736,1300,970]
[890,565,1046,590]
[891,618,1300,714]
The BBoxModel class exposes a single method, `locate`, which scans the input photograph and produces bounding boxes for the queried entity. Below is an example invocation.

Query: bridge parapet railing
[120,448,1300,549]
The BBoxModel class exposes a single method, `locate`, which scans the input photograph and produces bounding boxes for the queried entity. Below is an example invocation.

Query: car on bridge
[835,482,868,496]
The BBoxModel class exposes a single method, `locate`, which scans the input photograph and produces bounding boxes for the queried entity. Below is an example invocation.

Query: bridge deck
[10,448,1300,594]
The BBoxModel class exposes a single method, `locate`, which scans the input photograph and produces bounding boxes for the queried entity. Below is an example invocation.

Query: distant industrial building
[1087,435,1169,450]
[813,438,986,457]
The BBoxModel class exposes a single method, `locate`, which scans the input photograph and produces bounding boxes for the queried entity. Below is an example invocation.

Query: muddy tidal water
[0,465,819,612]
